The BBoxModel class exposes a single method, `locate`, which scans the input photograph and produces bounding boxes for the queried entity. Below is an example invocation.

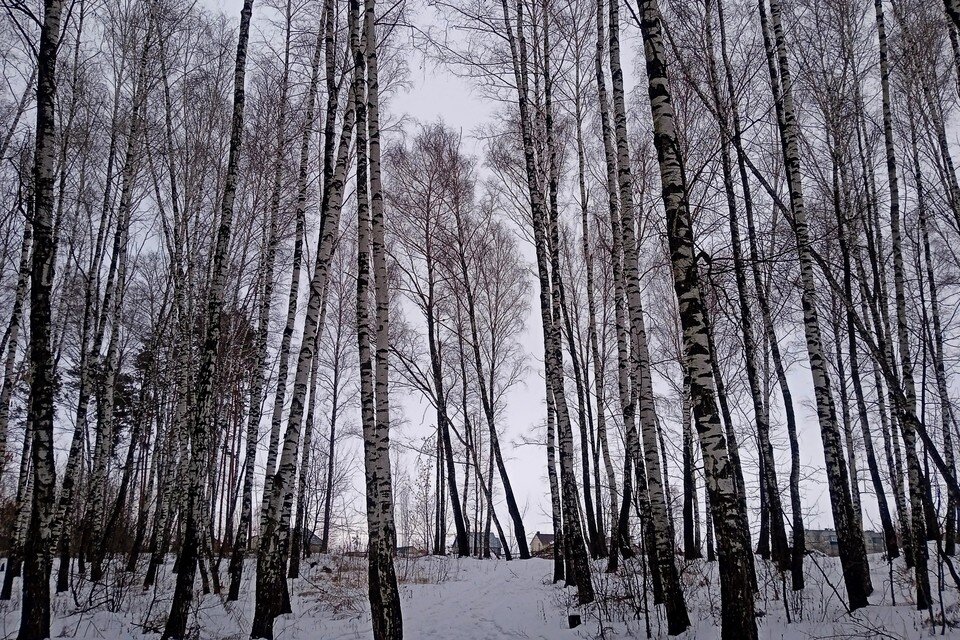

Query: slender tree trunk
[705,0,789,572]
[608,0,687,625]
[497,0,592,603]
[546,381,564,583]
[87,26,154,577]
[19,0,64,636]
[543,0,594,603]
[914,120,956,557]
[594,0,634,572]
[877,0,929,608]
[760,0,870,608]
[576,116,615,561]
[714,0,804,589]
[636,1,751,636]
[2,416,32,602]
[358,0,403,632]
[681,375,700,560]
[289,330,321,579]
[251,45,359,640]
[455,237,529,557]
[227,11,324,602]
[0,222,31,488]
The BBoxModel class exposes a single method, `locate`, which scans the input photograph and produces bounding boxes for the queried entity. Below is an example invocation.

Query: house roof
[533,532,555,543]
[452,531,502,547]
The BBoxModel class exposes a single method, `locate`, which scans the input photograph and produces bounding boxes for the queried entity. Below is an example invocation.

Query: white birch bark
[761,0,870,608]
[19,0,64,636]
[636,0,751,636]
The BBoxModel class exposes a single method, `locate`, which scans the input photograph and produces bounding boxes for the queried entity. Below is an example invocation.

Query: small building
[396,546,426,558]
[863,530,886,554]
[301,530,324,555]
[451,531,503,557]
[530,531,555,556]
[805,528,887,556]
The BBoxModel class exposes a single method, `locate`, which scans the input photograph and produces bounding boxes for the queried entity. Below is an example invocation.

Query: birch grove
[7,0,960,637]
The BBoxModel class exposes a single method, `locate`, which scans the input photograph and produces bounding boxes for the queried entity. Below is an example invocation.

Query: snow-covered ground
[1,550,959,638]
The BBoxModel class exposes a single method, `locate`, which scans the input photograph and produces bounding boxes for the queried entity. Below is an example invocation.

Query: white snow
[2,550,959,638]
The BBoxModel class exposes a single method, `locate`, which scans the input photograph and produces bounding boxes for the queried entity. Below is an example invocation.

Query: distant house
[396,546,426,558]
[805,529,887,556]
[530,531,555,556]
[301,530,324,555]
[451,532,503,557]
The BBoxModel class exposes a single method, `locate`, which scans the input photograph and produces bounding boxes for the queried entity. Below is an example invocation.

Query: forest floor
[1,549,959,638]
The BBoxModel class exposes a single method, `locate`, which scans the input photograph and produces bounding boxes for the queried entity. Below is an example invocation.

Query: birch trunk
[610,0,688,628]
[361,0,403,631]
[227,11,324,602]
[914,119,956,556]
[682,375,700,560]
[546,381,565,583]
[704,0,789,572]
[876,0,929,607]
[636,1,751,636]
[0,221,30,487]
[251,48,358,640]
[595,0,634,572]
[87,25,154,577]
[542,0,594,602]
[256,0,295,530]
[289,325,321,578]
[452,212,529,558]
[497,0,592,602]
[1,416,31,602]
[714,0,804,589]
[761,0,870,609]
[576,118,616,560]
[19,0,64,636]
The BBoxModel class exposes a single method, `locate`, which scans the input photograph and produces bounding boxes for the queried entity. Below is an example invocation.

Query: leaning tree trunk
[832,152,899,560]
[761,0,870,609]
[715,0,804,589]
[227,7,323,602]
[542,0,595,603]
[162,1,254,638]
[19,0,64,637]
[914,119,957,557]
[289,323,322,579]
[876,0,929,608]
[87,31,153,576]
[497,0,592,603]
[636,1,754,638]
[546,382,565,583]
[704,0,789,573]
[455,234,530,558]
[576,118,616,561]
[609,0,688,629]
[251,45,358,640]
[285,19,327,578]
